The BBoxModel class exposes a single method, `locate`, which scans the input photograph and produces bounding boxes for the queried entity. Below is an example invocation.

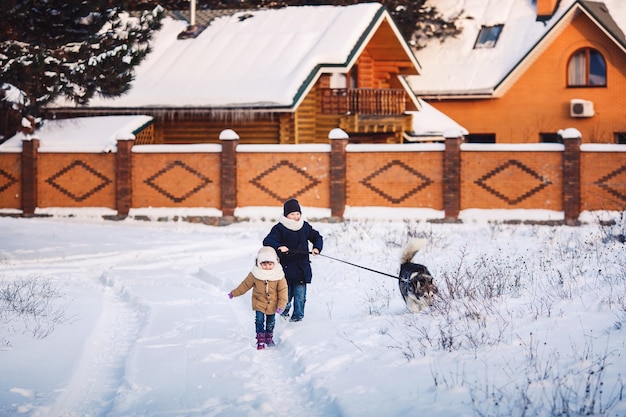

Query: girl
[228,246,288,349]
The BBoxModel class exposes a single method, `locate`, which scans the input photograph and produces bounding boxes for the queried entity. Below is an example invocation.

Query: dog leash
[290,250,400,280]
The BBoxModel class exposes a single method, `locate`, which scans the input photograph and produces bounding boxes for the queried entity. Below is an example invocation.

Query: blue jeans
[255,311,275,334]
[284,282,307,320]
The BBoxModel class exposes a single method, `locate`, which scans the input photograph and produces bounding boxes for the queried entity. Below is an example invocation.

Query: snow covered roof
[408,0,626,97]
[406,99,468,140]
[0,115,153,153]
[52,3,418,111]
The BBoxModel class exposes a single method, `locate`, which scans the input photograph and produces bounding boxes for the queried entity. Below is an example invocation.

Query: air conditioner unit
[570,99,594,118]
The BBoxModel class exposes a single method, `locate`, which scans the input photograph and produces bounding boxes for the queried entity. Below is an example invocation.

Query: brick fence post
[329,128,348,220]
[560,128,582,224]
[443,129,463,219]
[21,138,39,216]
[116,139,134,216]
[220,129,239,217]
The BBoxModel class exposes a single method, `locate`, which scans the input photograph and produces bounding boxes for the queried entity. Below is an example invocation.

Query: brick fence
[1,130,625,221]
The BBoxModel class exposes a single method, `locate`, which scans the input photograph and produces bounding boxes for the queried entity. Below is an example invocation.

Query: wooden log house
[48,4,423,145]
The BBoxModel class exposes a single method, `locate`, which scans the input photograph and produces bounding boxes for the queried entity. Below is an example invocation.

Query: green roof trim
[289,5,388,108]
[132,118,154,135]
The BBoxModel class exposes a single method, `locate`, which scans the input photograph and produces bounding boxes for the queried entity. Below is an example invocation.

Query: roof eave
[47,105,297,115]
[418,91,495,100]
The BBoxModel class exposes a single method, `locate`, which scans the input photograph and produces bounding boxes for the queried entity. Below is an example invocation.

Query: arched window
[567,48,606,87]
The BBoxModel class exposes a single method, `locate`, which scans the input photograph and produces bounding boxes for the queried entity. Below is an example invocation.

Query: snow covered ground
[1,208,625,417]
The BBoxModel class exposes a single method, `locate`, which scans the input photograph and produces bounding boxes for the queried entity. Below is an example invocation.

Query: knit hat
[256,246,279,265]
[283,198,301,216]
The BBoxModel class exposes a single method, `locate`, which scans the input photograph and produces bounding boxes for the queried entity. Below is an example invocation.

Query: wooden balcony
[320,88,406,115]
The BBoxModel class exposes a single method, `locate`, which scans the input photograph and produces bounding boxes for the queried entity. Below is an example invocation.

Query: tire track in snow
[48,275,145,417]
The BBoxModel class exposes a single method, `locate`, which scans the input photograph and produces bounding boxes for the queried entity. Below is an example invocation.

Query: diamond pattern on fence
[0,169,18,193]
[594,164,626,203]
[144,160,213,203]
[474,159,552,205]
[250,160,321,202]
[45,160,112,202]
[359,160,434,204]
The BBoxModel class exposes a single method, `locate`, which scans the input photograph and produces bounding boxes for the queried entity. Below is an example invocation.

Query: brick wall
[346,147,444,209]
[132,152,221,209]
[460,149,563,211]
[37,152,116,208]
[0,153,21,209]
[3,131,626,219]
[581,148,626,212]
[236,150,330,209]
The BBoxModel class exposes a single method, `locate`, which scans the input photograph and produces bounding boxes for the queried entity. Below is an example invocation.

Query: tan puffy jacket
[231,272,288,315]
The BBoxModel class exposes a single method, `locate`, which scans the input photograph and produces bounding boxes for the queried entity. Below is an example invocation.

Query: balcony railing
[320,88,406,115]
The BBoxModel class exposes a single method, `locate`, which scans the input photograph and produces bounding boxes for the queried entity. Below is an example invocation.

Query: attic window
[567,48,606,87]
[474,25,503,49]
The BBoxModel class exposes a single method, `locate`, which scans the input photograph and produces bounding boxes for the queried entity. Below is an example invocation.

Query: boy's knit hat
[283,198,301,216]
[257,246,279,265]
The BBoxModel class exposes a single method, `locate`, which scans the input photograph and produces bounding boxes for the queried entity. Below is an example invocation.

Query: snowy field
[0,208,625,417]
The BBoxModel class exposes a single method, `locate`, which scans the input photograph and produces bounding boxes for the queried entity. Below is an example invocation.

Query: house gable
[494,0,626,97]
[290,8,421,112]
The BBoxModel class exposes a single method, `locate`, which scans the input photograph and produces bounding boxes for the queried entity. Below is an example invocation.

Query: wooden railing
[321,88,406,115]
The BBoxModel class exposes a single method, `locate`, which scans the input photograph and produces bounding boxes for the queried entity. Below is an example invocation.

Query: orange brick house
[48,4,428,145]
[408,0,626,144]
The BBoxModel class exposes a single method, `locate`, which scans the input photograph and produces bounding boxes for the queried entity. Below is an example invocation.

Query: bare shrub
[592,208,626,244]
[0,276,69,348]
[362,285,392,316]
[468,337,623,417]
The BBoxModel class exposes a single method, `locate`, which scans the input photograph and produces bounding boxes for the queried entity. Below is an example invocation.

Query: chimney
[177,0,205,39]
[536,0,559,21]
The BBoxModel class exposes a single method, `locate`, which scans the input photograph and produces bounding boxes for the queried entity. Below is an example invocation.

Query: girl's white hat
[256,246,279,265]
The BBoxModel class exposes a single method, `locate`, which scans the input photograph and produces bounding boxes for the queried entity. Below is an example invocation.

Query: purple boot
[265,332,275,347]
[256,332,265,350]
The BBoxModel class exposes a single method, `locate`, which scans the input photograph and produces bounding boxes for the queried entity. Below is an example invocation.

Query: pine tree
[0,0,164,139]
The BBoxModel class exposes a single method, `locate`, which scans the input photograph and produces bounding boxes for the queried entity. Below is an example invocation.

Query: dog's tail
[401,238,428,264]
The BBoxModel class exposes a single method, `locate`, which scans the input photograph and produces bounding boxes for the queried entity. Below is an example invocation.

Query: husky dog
[399,238,438,312]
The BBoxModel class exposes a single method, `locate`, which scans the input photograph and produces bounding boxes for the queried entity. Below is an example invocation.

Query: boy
[263,198,323,322]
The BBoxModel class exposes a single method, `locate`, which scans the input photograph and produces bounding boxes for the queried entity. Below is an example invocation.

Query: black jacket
[263,221,323,284]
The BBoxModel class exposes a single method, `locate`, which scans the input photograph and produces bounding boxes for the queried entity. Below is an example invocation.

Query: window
[540,132,562,143]
[615,132,626,144]
[466,133,496,143]
[474,25,504,49]
[567,48,606,87]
